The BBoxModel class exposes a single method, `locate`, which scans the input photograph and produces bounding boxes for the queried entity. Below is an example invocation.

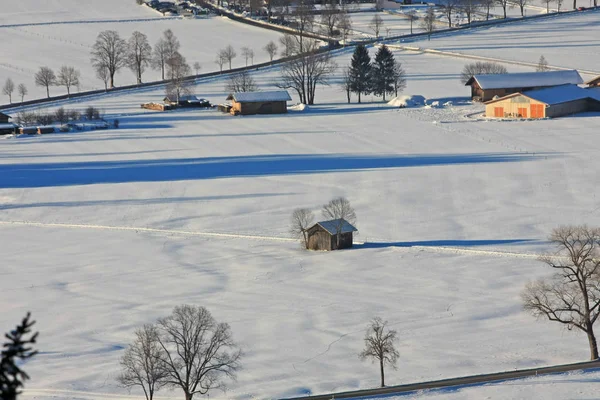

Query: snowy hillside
[2,6,600,400]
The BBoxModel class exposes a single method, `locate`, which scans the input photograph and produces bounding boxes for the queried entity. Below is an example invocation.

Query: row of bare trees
[2,79,27,104]
[3,65,79,103]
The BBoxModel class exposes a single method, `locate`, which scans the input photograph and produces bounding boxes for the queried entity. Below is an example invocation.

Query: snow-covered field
[403,9,600,72]
[3,7,600,400]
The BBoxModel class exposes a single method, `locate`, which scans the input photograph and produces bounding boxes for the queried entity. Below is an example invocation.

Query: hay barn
[306,219,358,251]
[226,91,291,115]
[466,70,583,102]
[484,84,600,119]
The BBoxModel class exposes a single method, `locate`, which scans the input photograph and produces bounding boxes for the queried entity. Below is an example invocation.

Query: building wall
[308,230,332,251]
[485,96,547,118]
[545,99,590,118]
[231,101,287,115]
[0,114,9,124]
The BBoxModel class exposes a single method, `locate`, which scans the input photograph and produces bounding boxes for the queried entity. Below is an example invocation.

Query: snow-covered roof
[0,123,16,129]
[164,95,199,103]
[485,84,600,105]
[467,70,583,90]
[312,219,358,235]
[231,91,291,103]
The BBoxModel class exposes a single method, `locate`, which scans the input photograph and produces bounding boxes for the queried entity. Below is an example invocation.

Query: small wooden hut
[306,219,358,251]
[226,91,291,115]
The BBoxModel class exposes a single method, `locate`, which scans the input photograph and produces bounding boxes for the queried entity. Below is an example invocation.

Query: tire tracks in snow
[0,220,543,259]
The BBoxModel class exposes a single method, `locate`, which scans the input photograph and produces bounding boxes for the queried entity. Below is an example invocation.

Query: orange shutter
[494,107,504,118]
[518,107,527,118]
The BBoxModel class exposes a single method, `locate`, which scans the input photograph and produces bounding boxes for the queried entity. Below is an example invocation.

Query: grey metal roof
[231,91,291,103]
[468,70,583,90]
[523,84,600,105]
[313,219,358,235]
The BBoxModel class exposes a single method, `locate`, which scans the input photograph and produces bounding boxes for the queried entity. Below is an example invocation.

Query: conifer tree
[370,45,396,102]
[348,44,372,103]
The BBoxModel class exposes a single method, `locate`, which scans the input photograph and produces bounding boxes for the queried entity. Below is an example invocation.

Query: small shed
[163,95,209,108]
[226,91,291,115]
[466,70,584,102]
[306,219,358,251]
[484,84,600,119]
[0,112,11,124]
[585,76,600,87]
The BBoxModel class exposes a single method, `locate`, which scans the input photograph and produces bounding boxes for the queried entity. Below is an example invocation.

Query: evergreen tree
[348,44,372,103]
[370,45,396,102]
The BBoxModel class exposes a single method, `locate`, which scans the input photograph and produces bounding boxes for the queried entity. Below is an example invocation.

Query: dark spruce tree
[1,313,38,400]
[370,45,396,102]
[349,44,372,103]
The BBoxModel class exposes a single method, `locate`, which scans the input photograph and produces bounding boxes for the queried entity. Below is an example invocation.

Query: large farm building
[466,70,583,102]
[484,84,600,119]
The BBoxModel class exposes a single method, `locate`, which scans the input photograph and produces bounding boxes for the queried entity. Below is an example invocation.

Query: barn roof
[485,84,600,106]
[465,70,583,90]
[312,219,358,235]
[229,91,291,103]
[0,111,11,119]
[164,95,200,103]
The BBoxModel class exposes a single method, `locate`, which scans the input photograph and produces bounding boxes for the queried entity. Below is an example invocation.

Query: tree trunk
[346,89,350,103]
[185,391,193,400]
[46,86,50,98]
[380,359,385,387]
[587,326,599,360]
[110,74,115,89]
[520,4,524,15]
[358,91,361,104]
[573,0,576,8]
[503,5,507,18]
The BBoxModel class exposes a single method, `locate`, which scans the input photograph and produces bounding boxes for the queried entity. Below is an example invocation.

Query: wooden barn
[586,76,600,87]
[306,219,358,251]
[0,111,11,124]
[466,70,583,102]
[484,84,600,119]
[226,91,291,115]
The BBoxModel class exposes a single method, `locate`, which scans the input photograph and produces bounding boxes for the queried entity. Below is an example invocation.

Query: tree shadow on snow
[355,238,536,249]
[0,152,551,189]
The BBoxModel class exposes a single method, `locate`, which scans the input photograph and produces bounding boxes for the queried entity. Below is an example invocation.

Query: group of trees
[118,305,242,400]
[441,0,584,23]
[342,44,406,104]
[291,197,357,249]
[460,61,508,83]
[16,106,103,127]
[32,66,81,99]
[91,29,196,90]
[1,79,27,104]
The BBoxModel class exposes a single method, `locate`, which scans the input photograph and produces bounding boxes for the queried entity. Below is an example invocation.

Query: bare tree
[420,7,436,41]
[279,34,297,57]
[320,1,341,37]
[556,0,563,12]
[375,0,385,11]
[290,208,315,249]
[215,50,227,72]
[541,0,553,13]
[392,62,406,98]
[2,78,15,104]
[460,61,507,84]
[152,39,169,80]
[359,317,399,387]
[156,305,242,400]
[193,62,202,75]
[369,14,384,38]
[442,0,461,27]
[35,66,56,98]
[481,0,495,19]
[55,107,68,124]
[459,0,481,24]
[522,226,600,360]
[264,41,278,63]
[321,196,356,247]
[91,30,127,88]
[225,71,258,93]
[340,66,352,104]
[0,313,38,400]
[241,47,254,66]
[222,45,237,70]
[118,325,167,400]
[56,66,81,96]
[496,0,511,18]
[536,55,549,72]
[512,0,529,16]
[96,64,110,91]
[291,0,315,53]
[337,8,353,45]
[277,39,337,105]
[405,10,418,34]
[127,31,152,84]
[17,83,27,103]
[166,52,192,104]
